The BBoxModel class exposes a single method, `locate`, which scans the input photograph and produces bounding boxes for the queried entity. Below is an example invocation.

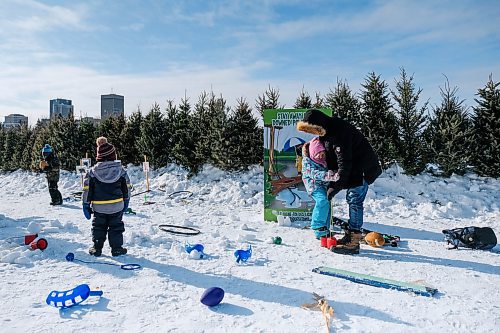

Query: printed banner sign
[263,108,332,222]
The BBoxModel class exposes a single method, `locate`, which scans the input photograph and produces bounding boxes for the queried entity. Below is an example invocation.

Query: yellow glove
[39,160,49,170]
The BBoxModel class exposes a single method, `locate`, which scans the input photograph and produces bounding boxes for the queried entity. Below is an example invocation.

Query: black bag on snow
[442,227,497,250]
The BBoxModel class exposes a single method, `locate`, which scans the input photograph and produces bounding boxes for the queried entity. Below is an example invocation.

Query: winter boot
[89,246,102,257]
[111,247,127,257]
[332,231,362,255]
[335,231,351,245]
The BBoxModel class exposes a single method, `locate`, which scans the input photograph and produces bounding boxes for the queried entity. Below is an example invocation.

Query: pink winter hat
[309,137,327,167]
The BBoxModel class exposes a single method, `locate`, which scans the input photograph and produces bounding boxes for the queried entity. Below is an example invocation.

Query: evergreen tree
[312,92,325,109]
[48,117,80,171]
[471,75,500,177]
[212,98,262,170]
[325,79,362,127]
[97,115,126,160]
[210,118,232,171]
[391,68,429,175]
[428,80,473,177]
[205,98,229,169]
[137,103,170,168]
[170,97,202,176]
[164,99,177,150]
[2,128,20,171]
[13,125,33,170]
[97,116,114,138]
[30,121,50,171]
[192,91,215,165]
[121,108,143,165]
[360,72,398,168]
[111,115,126,160]
[0,125,6,170]
[294,87,312,109]
[21,125,36,170]
[78,119,97,162]
[2,125,32,171]
[206,93,229,166]
[231,98,263,168]
[255,86,284,117]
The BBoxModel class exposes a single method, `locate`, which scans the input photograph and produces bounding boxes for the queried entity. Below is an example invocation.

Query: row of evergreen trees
[0,92,262,176]
[287,69,498,178]
[0,69,498,178]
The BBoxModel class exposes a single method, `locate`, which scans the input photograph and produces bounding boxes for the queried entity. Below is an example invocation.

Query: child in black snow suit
[39,144,63,205]
[82,138,131,256]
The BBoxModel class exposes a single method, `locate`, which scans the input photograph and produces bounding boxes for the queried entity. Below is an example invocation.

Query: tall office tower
[3,114,28,128]
[101,94,124,120]
[50,98,74,119]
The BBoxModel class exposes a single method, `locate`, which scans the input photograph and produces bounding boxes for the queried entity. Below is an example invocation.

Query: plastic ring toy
[158,224,200,236]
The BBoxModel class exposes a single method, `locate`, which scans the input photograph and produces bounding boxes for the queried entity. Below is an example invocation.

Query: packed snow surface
[0,165,498,332]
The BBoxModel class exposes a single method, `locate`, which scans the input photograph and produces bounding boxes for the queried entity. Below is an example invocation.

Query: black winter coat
[297,109,382,191]
[82,161,131,214]
[43,154,61,182]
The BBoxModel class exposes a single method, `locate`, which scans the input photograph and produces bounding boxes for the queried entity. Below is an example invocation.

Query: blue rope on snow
[66,252,141,270]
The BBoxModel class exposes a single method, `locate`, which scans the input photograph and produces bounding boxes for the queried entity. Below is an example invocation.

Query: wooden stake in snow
[80,158,84,188]
[301,292,334,333]
[143,155,150,192]
[83,153,89,187]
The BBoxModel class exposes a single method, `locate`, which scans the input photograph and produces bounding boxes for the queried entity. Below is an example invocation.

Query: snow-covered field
[0,165,498,333]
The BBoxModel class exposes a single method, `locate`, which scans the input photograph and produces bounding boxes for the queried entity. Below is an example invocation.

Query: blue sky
[0,0,499,123]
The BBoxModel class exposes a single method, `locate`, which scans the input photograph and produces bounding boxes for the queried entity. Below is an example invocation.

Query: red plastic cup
[326,237,337,249]
[24,234,38,245]
[320,237,328,247]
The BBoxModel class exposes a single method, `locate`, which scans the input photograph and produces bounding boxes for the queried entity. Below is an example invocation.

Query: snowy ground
[0,165,499,333]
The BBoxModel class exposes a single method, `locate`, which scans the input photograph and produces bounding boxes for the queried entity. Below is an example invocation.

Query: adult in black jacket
[297,109,382,254]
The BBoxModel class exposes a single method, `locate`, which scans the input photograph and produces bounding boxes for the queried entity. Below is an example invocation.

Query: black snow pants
[92,211,125,250]
[47,179,62,204]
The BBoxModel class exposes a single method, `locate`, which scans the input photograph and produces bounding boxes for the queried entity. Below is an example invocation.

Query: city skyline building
[2,114,28,128]
[101,94,124,120]
[50,98,74,119]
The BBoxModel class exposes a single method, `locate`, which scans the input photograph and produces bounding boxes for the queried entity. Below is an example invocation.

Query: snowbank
[0,165,498,332]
